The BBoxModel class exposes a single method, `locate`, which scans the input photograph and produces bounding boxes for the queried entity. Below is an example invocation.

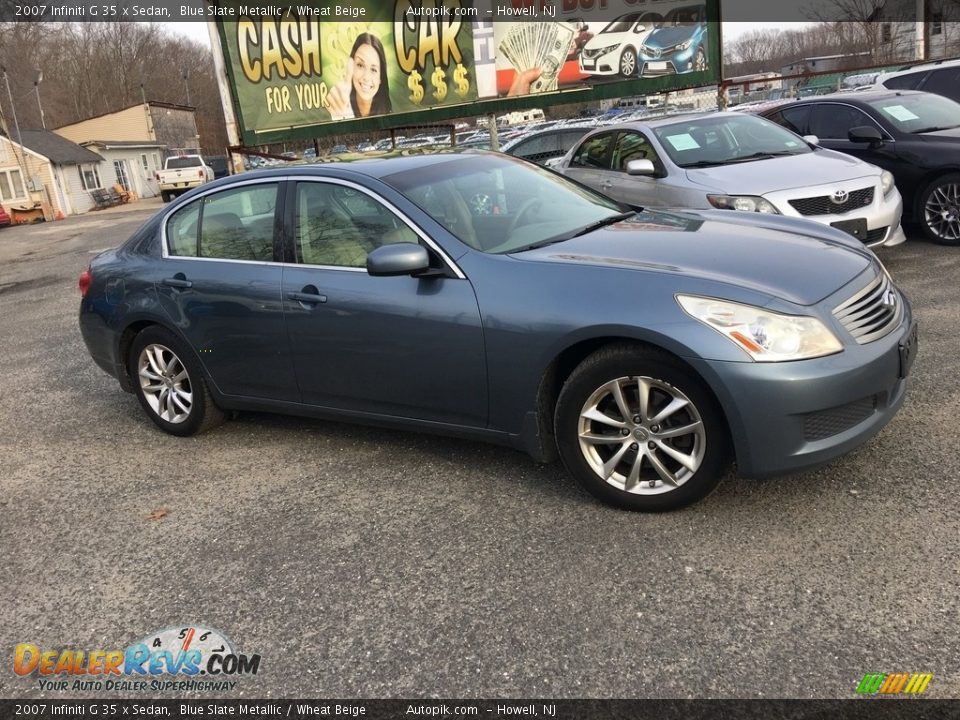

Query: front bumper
[579,52,620,75]
[764,182,904,248]
[639,47,696,76]
[689,301,914,478]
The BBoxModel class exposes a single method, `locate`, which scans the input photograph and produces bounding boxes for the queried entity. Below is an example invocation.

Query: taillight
[155,173,160,182]
[79,269,92,297]
[198,169,204,178]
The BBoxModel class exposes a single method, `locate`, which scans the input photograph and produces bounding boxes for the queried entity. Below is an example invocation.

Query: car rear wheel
[920,173,960,245]
[129,326,225,437]
[619,48,637,78]
[161,191,172,203]
[555,345,729,511]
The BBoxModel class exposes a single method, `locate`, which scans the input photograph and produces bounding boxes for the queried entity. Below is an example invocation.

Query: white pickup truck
[156,155,214,202]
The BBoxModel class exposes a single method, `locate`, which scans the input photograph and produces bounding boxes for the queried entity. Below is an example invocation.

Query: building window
[114,160,131,191]
[153,153,159,169]
[79,164,102,191]
[931,13,943,35]
[0,168,27,202]
[881,23,892,43]
[141,154,149,172]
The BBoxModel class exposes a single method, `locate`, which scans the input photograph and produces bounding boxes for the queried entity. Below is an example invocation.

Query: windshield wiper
[911,125,960,134]
[678,160,728,168]
[569,211,636,238]
[725,150,799,163]
[514,211,635,252]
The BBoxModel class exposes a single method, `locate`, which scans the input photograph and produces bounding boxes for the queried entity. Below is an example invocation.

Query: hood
[510,209,872,306]
[684,149,879,195]
[919,127,960,143]
[585,31,646,49]
[644,26,696,49]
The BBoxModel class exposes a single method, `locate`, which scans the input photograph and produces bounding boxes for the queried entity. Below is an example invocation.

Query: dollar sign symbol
[431,67,447,101]
[408,70,424,104]
[453,64,469,97]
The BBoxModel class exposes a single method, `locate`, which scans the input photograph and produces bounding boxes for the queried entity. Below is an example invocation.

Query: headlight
[676,39,693,51]
[881,170,895,196]
[676,295,843,362]
[588,44,618,58]
[707,194,780,214]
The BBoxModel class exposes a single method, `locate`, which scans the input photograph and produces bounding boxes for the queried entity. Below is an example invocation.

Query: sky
[165,21,814,49]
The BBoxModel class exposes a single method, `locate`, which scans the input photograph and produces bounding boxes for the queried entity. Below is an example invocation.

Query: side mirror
[848,125,883,147]
[626,159,656,176]
[802,135,820,146]
[367,243,431,277]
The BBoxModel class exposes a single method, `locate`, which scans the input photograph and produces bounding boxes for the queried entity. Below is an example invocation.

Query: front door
[281,179,487,427]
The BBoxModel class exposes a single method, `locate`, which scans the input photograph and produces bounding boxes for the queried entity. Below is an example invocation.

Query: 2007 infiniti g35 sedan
[79,152,917,511]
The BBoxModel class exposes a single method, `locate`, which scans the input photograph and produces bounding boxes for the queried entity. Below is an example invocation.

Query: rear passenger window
[767,105,810,134]
[570,133,615,169]
[809,104,874,139]
[884,72,925,91]
[198,184,278,261]
[166,203,199,257]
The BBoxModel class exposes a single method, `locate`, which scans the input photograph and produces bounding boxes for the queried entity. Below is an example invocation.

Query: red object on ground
[0,203,11,227]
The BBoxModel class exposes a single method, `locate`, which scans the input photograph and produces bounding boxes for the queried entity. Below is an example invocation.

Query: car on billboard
[554,112,905,248]
[578,12,663,78]
[79,152,915,512]
[636,5,708,77]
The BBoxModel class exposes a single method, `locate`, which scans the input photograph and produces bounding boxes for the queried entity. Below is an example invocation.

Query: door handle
[289,291,327,304]
[162,276,192,289]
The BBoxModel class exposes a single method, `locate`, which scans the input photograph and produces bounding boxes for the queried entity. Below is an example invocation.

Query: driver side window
[611,131,661,173]
[295,183,418,268]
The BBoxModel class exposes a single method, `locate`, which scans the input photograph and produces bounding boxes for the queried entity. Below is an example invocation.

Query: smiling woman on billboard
[327,33,393,120]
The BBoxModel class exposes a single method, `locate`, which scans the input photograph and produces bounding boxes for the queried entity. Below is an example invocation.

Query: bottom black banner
[1,699,959,720]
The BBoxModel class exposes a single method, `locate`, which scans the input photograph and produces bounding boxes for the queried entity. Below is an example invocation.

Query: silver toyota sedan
[555,111,906,248]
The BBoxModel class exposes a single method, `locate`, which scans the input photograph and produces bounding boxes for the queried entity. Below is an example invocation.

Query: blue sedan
[78,152,915,511]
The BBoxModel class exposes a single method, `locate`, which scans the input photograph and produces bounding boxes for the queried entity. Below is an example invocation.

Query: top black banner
[0,0,946,23]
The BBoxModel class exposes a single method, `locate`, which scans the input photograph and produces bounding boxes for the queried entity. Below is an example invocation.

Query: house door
[113,160,130,191]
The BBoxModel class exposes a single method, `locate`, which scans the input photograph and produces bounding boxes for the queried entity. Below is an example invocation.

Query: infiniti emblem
[831,189,849,205]
[881,289,898,311]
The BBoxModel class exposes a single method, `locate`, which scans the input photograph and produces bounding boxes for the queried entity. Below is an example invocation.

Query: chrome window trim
[805,101,896,143]
[159,174,466,280]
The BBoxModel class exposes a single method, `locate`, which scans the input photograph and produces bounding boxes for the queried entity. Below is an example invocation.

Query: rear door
[156,181,298,401]
[280,178,487,426]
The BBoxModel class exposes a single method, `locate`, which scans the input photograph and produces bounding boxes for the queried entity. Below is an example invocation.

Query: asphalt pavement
[1,207,958,700]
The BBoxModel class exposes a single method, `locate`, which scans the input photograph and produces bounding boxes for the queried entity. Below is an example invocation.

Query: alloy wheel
[138,343,193,424]
[577,376,706,495]
[621,51,636,77]
[924,181,960,242]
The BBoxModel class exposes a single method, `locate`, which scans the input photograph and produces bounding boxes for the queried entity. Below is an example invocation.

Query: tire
[128,326,225,437]
[918,173,960,245]
[555,344,729,511]
[619,47,637,78]
[161,191,171,203]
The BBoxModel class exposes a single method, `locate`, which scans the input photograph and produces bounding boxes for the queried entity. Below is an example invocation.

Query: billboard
[214,0,720,144]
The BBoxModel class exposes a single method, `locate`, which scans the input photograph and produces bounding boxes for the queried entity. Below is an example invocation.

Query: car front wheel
[920,173,960,245]
[555,345,729,511]
[129,326,225,436]
[619,48,637,78]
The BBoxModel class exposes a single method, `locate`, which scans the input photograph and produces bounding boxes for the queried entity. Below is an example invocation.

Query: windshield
[653,114,813,167]
[601,14,641,33]
[382,154,624,254]
[865,93,960,133]
[663,7,702,24]
[166,157,203,169]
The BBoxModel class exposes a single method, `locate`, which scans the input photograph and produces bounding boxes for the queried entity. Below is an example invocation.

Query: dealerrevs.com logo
[14,625,261,693]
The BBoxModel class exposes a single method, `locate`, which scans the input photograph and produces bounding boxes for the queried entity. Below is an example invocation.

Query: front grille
[833,272,903,344]
[803,396,878,440]
[789,187,874,216]
[865,226,888,245]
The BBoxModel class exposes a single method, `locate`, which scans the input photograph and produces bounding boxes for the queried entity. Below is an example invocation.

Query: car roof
[182,149,494,191]
[878,57,960,80]
[611,110,748,129]
[766,89,929,108]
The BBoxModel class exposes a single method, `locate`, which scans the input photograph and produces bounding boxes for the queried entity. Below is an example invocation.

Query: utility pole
[34,70,45,129]
[1,66,29,181]
[183,68,191,106]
